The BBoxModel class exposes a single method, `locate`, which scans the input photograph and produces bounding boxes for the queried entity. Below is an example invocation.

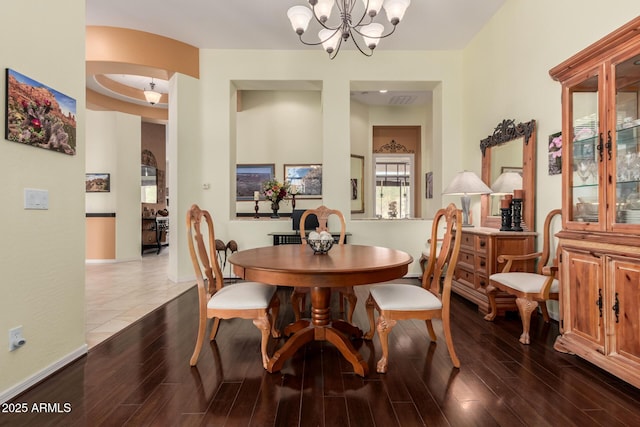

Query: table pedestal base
[268,287,369,377]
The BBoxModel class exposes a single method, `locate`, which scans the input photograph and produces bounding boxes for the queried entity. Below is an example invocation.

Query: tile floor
[85,250,194,348]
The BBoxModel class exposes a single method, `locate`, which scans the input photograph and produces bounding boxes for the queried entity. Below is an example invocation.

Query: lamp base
[460,195,474,227]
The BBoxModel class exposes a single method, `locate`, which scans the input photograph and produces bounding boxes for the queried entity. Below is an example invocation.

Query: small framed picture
[284,164,322,199]
[86,173,110,192]
[236,164,275,200]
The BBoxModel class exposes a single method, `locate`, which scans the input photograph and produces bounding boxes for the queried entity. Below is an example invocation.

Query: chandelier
[143,78,162,105]
[287,0,411,59]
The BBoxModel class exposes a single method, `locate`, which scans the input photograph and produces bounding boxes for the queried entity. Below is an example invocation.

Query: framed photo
[350,155,364,213]
[548,131,562,176]
[5,68,77,155]
[284,164,322,198]
[86,173,110,192]
[236,164,274,200]
[425,171,433,199]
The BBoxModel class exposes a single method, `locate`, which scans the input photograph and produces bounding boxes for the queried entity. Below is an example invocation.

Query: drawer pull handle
[479,241,486,247]
[480,261,486,267]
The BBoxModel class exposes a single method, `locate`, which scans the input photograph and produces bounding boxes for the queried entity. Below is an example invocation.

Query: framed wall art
[236,164,275,200]
[86,173,111,192]
[284,164,322,198]
[5,68,77,155]
[350,155,364,213]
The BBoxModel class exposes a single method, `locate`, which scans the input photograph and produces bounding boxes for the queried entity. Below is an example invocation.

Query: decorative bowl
[308,239,334,254]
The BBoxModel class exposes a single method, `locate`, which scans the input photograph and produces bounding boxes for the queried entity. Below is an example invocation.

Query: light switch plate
[24,188,49,210]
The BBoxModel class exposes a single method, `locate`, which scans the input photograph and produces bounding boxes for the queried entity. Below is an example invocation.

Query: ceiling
[85,0,505,109]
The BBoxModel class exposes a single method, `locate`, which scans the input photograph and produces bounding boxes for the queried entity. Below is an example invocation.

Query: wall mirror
[480,119,536,230]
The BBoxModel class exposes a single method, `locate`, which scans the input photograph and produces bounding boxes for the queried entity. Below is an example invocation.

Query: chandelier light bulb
[287,6,313,34]
[361,23,385,49]
[361,0,384,17]
[384,0,411,25]
[313,0,335,22]
[319,28,341,54]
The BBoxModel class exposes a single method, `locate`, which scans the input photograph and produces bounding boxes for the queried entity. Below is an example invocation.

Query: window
[373,154,414,218]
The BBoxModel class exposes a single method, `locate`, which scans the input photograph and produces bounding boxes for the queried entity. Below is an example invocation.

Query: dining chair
[484,209,562,344]
[291,205,356,323]
[187,204,280,368]
[364,203,463,373]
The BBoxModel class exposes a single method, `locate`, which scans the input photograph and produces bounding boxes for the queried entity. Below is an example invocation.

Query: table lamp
[491,172,522,195]
[443,171,493,227]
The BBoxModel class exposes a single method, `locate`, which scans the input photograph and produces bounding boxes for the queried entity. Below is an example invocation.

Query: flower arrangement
[549,133,562,159]
[262,178,290,203]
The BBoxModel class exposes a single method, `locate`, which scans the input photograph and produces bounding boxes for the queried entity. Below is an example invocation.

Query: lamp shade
[287,6,313,33]
[384,0,411,24]
[144,89,162,105]
[491,172,523,195]
[319,28,341,54]
[442,171,492,195]
[361,23,385,49]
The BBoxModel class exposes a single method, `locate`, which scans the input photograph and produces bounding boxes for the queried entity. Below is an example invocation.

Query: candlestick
[254,200,260,219]
[253,191,260,201]
[512,198,523,231]
[500,207,513,231]
[513,189,524,199]
[291,194,296,210]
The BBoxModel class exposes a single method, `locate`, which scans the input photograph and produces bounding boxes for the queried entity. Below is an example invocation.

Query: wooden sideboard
[451,227,536,315]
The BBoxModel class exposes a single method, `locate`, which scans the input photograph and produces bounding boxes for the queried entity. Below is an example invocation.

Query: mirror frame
[480,119,536,230]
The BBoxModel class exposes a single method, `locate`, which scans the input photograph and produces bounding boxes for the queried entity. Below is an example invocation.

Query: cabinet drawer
[476,236,488,253]
[476,256,488,274]
[460,233,475,248]
[458,251,475,269]
[475,274,489,290]
[454,267,475,287]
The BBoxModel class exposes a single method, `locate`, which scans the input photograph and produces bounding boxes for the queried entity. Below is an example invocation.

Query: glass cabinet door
[612,52,640,227]
[568,73,601,226]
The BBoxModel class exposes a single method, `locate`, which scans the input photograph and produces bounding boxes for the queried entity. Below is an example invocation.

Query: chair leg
[209,318,220,341]
[425,320,437,341]
[364,293,376,340]
[291,288,304,321]
[375,314,397,373]
[190,316,208,366]
[442,313,460,368]
[343,290,357,324]
[484,283,498,321]
[253,314,271,370]
[515,297,538,345]
[539,300,551,323]
[269,295,281,338]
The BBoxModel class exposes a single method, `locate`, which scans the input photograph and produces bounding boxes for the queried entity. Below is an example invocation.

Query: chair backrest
[423,203,463,301]
[300,205,346,245]
[536,209,562,275]
[186,204,224,298]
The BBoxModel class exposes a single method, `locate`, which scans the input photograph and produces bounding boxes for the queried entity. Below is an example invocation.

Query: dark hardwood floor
[3,282,640,427]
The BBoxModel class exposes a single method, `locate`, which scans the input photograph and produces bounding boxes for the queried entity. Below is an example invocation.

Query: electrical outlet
[9,326,26,351]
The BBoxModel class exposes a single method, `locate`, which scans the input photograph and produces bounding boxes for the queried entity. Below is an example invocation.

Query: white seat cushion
[490,272,559,294]
[208,282,276,310]
[370,284,442,311]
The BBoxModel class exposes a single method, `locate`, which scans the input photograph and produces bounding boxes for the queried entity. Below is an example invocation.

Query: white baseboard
[0,344,88,404]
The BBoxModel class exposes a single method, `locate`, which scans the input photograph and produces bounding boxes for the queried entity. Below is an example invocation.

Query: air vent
[388,95,415,105]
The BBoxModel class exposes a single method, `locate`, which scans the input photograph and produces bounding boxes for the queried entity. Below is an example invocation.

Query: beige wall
[86,110,141,261]
[0,0,86,401]
[463,0,640,232]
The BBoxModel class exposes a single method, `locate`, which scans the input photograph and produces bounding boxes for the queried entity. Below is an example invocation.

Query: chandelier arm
[297,27,341,47]
[349,29,374,57]
[351,22,397,40]
[328,35,345,59]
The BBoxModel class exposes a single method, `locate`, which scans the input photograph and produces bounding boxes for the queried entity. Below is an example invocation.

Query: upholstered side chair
[484,209,562,344]
[364,203,463,373]
[187,204,280,368]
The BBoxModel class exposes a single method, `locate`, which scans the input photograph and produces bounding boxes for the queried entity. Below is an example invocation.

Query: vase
[270,201,280,218]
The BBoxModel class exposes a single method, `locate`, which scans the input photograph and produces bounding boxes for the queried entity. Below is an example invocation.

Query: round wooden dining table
[228,244,413,377]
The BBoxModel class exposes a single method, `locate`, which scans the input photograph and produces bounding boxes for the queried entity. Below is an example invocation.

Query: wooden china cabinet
[549,17,640,388]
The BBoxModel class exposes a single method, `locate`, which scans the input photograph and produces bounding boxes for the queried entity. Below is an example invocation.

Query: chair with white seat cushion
[187,204,280,368]
[364,203,463,373]
[484,209,562,344]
